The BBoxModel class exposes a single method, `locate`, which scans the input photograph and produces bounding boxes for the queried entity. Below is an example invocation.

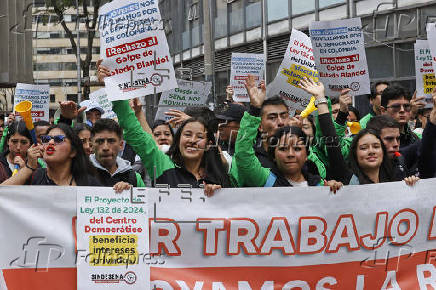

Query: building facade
[160,0,436,114]
[0,0,33,112]
[32,0,102,111]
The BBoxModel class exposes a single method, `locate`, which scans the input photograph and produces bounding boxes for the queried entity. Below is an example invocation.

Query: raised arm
[112,100,174,181]
[299,78,353,184]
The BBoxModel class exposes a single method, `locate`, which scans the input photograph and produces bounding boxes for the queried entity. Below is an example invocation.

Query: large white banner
[414,40,436,101]
[14,83,50,122]
[98,0,177,101]
[154,79,212,121]
[310,18,370,97]
[230,53,265,102]
[2,180,436,289]
[267,29,318,111]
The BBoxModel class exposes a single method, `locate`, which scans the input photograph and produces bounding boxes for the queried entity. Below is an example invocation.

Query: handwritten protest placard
[14,83,50,122]
[89,88,117,120]
[267,29,318,111]
[77,187,149,290]
[155,79,212,121]
[230,53,265,102]
[309,17,370,96]
[414,40,435,103]
[99,0,177,101]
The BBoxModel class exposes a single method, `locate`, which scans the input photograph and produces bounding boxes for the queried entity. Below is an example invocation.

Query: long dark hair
[267,126,309,160]
[4,121,32,153]
[348,128,394,184]
[167,117,231,187]
[46,123,95,185]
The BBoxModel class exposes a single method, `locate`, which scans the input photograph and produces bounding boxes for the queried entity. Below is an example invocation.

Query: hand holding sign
[244,75,266,108]
[299,77,325,99]
[339,88,352,113]
[410,91,427,118]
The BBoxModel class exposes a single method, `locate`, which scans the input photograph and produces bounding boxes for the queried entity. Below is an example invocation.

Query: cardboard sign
[230,53,265,102]
[14,83,50,122]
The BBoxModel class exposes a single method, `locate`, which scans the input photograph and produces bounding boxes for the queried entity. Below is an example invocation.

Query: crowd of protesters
[0,61,435,195]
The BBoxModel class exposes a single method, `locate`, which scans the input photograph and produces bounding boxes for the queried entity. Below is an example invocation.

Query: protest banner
[230,53,265,102]
[2,180,436,289]
[13,83,50,122]
[426,23,436,93]
[98,0,177,101]
[310,17,370,97]
[414,40,436,102]
[89,88,117,120]
[76,187,149,289]
[267,29,318,111]
[154,79,212,121]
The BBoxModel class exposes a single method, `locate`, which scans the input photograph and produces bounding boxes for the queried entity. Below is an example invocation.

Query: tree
[44,0,105,99]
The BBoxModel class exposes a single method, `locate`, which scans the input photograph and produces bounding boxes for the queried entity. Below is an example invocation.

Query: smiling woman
[111,100,233,189]
[1,123,100,186]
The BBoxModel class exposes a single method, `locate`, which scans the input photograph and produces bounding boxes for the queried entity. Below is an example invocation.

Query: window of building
[319,0,346,9]
[292,0,315,15]
[67,94,78,103]
[214,0,227,38]
[246,0,262,29]
[366,46,394,79]
[268,0,288,22]
[230,0,244,34]
[50,94,56,103]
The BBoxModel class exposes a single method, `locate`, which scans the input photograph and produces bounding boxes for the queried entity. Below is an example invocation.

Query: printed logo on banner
[91,271,137,284]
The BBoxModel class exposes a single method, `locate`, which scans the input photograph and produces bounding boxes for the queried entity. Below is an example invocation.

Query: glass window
[268,0,288,22]
[246,0,261,29]
[292,0,315,15]
[230,1,244,34]
[50,94,56,102]
[319,0,345,9]
[182,30,191,50]
[366,46,394,79]
[215,0,227,38]
[395,42,415,78]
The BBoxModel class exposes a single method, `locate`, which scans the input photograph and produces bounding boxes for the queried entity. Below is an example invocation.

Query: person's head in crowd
[260,96,289,137]
[370,81,389,115]
[216,103,247,144]
[367,115,401,159]
[330,97,340,119]
[80,100,104,126]
[5,121,32,161]
[0,125,4,138]
[301,115,315,139]
[0,116,4,128]
[34,120,51,144]
[416,107,432,129]
[152,120,174,146]
[267,126,310,180]
[168,117,231,187]
[91,119,124,173]
[347,105,360,122]
[184,106,219,133]
[41,123,92,185]
[348,128,394,184]
[380,85,411,129]
[73,123,93,156]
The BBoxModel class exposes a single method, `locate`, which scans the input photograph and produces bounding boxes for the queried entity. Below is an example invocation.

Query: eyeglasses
[41,135,66,144]
[386,103,411,112]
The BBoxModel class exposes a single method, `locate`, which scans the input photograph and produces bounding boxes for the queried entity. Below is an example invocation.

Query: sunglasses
[386,103,411,112]
[41,135,66,144]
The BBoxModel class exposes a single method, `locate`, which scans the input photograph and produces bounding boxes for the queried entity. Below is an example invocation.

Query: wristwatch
[314,98,328,107]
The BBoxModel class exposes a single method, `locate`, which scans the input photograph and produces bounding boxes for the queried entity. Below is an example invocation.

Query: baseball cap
[80,100,105,114]
[215,104,247,123]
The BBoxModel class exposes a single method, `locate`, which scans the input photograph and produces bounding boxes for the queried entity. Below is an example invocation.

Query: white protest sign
[89,88,117,120]
[155,79,212,121]
[426,23,436,94]
[310,17,370,96]
[99,0,177,101]
[76,188,149,290]
[14,83,50,122]
[414,40,435,102]
[230,53,265,102]
[267,29,318,111]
